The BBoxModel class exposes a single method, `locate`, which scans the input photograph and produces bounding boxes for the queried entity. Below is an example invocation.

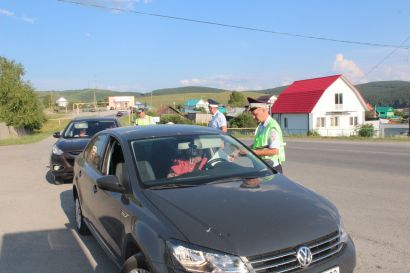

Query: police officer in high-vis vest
[247,97,286,173]
[135,108,154,126]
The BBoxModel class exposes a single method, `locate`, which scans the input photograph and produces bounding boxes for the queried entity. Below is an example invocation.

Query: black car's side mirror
[96,175,125,193]
[53,131,61,138]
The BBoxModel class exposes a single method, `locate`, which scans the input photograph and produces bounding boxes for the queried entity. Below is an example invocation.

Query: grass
[0,118,70,146]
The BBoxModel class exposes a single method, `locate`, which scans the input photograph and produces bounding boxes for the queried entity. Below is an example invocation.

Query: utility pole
[408,89,410,137]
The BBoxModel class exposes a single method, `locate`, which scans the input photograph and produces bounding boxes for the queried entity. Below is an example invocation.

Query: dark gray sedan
[73,125,355,273]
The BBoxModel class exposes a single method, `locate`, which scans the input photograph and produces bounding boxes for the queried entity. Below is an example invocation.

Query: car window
[84,134,109,171]
[130,134,272,186]
[63,120,117,138]
[102,138,128,187]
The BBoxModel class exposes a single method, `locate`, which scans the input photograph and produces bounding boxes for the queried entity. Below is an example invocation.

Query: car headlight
[52,144,64,155]
[338,218,349,243]
[168,240,249,273]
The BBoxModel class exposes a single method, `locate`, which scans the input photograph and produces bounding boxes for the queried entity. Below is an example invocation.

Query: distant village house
[108,96,135,110]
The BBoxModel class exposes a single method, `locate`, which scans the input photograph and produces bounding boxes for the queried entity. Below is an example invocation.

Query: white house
[257,94,277,115]
[272,75,369,136]
[183,99,209,112]
[108,96,135,110]
[56,97,68,107]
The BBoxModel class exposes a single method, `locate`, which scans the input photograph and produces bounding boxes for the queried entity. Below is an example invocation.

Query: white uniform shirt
[208,110,227,131]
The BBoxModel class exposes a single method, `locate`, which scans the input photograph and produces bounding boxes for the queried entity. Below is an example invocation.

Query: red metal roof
[272,75,341,113]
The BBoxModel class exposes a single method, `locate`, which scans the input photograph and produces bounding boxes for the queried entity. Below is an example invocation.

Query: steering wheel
[205,158,228,169]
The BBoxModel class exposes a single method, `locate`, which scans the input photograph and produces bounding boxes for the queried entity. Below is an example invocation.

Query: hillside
[355,81,410,108]
[36,89,143,103]
[36,80,410,108]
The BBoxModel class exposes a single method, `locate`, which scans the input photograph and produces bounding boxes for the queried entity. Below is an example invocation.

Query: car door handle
[93,185,98,194]
[121,210,129,218]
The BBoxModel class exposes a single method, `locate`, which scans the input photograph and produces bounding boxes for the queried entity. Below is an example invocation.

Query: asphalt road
[0,137,409,273]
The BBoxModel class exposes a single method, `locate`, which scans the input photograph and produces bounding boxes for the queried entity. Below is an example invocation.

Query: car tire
[121,254,150,273]
[75,196,90,235]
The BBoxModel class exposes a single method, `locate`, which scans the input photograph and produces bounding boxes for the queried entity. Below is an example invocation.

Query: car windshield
[131,133,273,187]
[63,120,116,138]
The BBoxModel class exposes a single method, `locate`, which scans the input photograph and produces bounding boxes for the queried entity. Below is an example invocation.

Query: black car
[73,125,356,273]
[50,117,120,184]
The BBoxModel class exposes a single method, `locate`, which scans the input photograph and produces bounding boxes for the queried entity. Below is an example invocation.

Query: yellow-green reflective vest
[253,117,286,165]
[135,115,153,126]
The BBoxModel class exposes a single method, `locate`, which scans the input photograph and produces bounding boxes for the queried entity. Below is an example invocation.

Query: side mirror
[96,175,125,193]
[53,131,61,138]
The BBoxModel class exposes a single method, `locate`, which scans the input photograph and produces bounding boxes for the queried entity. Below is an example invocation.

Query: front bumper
[50,153,75,180]
[148,237,355,273]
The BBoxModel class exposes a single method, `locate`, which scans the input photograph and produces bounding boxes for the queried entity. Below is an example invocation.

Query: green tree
[228,91,247,107]
[229,112,257,128]
[0,56,45,130]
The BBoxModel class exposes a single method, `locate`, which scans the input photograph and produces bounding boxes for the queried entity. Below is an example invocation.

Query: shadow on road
[60,189,119,272]
[0,189,118,273]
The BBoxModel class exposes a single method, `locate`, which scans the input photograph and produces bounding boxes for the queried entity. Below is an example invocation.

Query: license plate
[321,267,339,273]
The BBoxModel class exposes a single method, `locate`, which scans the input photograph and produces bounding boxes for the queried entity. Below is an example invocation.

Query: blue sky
[1,0,409,92]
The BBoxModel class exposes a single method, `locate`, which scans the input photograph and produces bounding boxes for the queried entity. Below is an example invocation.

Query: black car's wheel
[75,196,90,235]
[121,254,150,273]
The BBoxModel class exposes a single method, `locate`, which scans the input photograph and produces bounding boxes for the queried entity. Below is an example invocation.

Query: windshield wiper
[203,176,248,185]
[147,183,200,190]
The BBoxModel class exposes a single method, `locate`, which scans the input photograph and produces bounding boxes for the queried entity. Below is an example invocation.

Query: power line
[58,0,410,50]
[355,37,410,84]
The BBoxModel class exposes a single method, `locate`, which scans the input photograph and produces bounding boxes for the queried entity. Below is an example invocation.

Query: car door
[92,137,130,258]
[79,134,109,231]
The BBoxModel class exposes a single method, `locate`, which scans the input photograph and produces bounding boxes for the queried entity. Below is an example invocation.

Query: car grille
[246,231,343,273]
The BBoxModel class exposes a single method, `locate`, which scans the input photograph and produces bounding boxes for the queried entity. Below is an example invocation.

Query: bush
[307,130,320,136]
[159,114,193,125]
[358,124,374,137]
[229,112,257,128]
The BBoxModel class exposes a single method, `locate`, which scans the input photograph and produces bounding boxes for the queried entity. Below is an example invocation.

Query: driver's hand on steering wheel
[229,150,247,161]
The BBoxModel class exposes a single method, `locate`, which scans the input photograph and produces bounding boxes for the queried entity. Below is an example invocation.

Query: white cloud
[80,0,151,11]
[0,8,36,24]
[333,53,365,82]
[380,64,410,81]
[179,75,253,91]
[21,16,35,24]
[0,8,14,17]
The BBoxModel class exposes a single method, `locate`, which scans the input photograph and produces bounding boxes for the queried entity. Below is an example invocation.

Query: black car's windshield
[63,120,116,138]
[130,133,273,187]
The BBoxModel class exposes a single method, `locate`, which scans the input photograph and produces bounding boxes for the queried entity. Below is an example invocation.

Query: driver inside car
[167,142,208,178]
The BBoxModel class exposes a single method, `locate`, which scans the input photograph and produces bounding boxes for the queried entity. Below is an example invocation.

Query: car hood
[55,138,90,152]
[144,174,340,257]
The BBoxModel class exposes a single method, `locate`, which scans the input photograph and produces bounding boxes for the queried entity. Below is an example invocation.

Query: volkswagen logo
[296,246,313,268]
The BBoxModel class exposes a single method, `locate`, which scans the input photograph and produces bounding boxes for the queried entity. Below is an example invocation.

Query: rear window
[63,120,117,138]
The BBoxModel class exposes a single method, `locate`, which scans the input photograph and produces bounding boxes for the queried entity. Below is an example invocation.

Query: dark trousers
[272,164,283,174]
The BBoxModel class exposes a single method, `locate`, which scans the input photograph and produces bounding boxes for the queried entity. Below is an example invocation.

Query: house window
[330,117,339,127]
[335,93,343,104]
[350,116,358,126]
[317,117,325,127]
[284,118,288,128]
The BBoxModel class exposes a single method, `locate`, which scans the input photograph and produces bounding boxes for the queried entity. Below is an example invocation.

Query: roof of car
[106,125,221,140]
[72,116,118,122]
